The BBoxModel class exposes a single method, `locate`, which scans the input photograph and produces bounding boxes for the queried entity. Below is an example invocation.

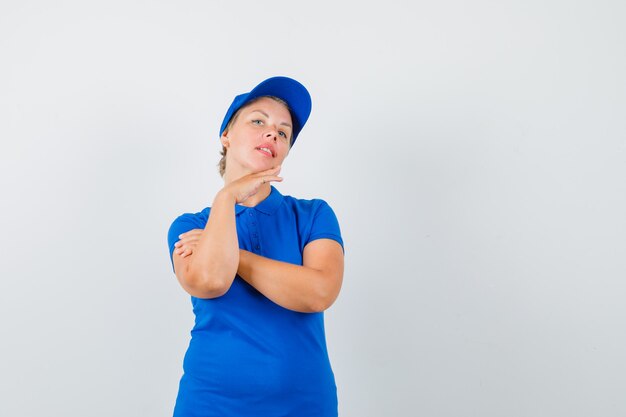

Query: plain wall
[1,1,625,416]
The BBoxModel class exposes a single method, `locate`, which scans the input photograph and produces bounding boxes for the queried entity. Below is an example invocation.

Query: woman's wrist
[214,188,237,206]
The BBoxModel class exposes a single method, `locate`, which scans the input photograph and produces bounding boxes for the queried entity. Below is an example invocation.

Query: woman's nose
[264,130,277,141]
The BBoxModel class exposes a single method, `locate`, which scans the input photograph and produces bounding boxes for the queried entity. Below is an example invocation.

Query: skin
[172,97,344,313]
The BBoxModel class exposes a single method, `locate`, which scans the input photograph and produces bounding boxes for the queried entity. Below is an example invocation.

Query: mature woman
[167,76,345,417]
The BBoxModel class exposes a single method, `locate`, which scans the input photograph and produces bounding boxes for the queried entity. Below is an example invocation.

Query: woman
[167,76,345,417]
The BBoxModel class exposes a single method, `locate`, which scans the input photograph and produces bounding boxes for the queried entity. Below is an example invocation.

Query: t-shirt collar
[235,186,283,216]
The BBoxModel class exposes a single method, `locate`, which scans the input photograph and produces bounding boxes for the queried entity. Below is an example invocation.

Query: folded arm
[237,238,344,313]
[172,167,284,298]
[172,191,240,298]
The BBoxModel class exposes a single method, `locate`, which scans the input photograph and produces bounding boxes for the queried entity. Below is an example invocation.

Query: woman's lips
[256,147,274,157]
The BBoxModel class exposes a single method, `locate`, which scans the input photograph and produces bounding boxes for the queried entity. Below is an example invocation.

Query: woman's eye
[278,131,287,138]
[252,119,263,125]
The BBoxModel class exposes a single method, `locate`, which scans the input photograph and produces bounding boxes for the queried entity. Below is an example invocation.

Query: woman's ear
[220,131,230,148]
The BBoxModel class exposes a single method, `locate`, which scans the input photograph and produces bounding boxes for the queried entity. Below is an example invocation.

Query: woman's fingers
[175,229,203,256]
[222,165,283,204]
[176,243,196,257]
[259,175,283,184]
[178,229,203,239]
[251,167,282,185]
[177,230,203,244]
[254,166,282,183]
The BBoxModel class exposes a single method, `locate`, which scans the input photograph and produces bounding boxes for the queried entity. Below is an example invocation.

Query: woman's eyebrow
[250,109,269,118]
[250,109,292,128]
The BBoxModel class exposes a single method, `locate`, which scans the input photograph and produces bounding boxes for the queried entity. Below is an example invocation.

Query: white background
[1,1,625,416]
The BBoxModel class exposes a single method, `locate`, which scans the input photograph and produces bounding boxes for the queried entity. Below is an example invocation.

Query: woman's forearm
[186,190,239,295]
[237,247,343,313]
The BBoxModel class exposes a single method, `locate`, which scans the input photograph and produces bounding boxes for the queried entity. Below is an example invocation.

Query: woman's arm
[172,167,283,298]
[172,190,239,298]
[175,234,344,311]
[237,239,344,313]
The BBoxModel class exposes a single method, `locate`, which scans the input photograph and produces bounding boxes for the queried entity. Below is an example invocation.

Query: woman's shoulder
[279,192,343,248]
[281,193,335,214]
[170,206,211,228]
[279,192,341,222]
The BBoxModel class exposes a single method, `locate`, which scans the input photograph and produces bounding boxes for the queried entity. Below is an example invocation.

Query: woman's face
[221,97,293,177]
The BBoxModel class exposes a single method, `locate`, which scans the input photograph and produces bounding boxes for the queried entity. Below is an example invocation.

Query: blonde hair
[218,96,292,177]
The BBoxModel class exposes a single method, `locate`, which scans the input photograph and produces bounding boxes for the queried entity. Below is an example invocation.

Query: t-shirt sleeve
[167,213,205,272]
[305,200,344,252]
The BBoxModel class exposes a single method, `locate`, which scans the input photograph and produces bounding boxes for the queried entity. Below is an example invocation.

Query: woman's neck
[240,184,272,207]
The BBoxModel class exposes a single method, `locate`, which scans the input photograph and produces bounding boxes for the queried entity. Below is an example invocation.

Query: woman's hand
[173,167,281,258]
[173,162,281,259]
[222,166,282,204]
[174,229,203,258]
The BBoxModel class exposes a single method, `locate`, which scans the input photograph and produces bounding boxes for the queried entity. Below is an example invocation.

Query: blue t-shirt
[167,186,343,417]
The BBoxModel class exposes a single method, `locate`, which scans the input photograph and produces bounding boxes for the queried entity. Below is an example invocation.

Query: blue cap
[219,76,312,146]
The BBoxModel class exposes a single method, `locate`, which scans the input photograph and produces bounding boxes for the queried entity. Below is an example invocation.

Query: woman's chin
[249,160,276,173]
